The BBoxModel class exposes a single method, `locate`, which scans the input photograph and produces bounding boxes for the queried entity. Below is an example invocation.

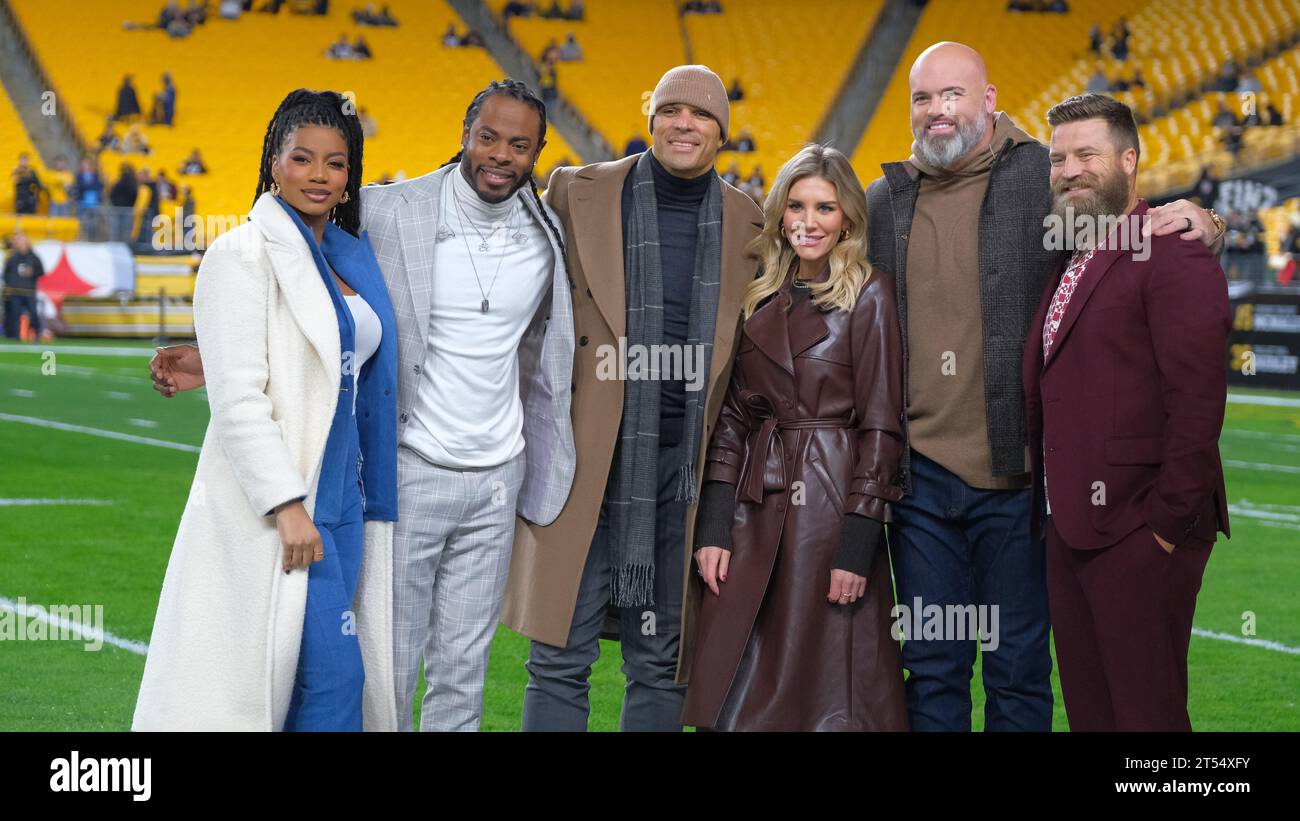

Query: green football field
[1,339,1297,731]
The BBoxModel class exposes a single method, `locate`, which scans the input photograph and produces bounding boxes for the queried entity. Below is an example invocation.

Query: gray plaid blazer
[359,165,576,525]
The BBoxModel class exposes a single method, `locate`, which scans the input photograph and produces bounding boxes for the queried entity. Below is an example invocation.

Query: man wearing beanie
[865,42,1224,732]
[500,64,764,731]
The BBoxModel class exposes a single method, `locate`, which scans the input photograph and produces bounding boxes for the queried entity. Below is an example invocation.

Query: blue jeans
[888,449,1053,731]
[283,478,366,732]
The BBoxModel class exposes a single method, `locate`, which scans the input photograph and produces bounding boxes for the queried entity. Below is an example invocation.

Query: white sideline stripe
[1192,628,1300,656]
[1226,393,1300,408]
[1223,429,1300,444]
[8,389,34,397]
[0,498,113,507]
[0,596,148,656]
[1229,503,1300,524]
[1224,459,1300,475]
[0,362,151,386]
[0,344,157,357]
[0,413,199,453]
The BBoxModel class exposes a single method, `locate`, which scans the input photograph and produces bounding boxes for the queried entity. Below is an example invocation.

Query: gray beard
[915,113,988,170]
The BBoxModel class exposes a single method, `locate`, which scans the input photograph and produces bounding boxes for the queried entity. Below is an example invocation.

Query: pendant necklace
[451,188,519,313]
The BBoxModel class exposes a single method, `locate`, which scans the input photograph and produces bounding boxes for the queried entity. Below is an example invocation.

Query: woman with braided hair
[147,78,577,731]
[134,89,401,731]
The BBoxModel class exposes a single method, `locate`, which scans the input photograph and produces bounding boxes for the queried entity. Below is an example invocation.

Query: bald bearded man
[865,42,1224,731]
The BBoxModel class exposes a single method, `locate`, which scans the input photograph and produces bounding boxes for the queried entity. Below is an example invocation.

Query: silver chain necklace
[450,187,519,313]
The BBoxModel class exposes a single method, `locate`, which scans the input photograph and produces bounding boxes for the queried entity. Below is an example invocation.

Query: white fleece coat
[132,194,397,731]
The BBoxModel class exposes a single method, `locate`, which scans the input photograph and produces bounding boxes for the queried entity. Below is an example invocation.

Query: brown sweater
[903,112,1032,490]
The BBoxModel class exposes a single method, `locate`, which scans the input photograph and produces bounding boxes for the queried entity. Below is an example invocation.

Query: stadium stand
[6,0,572,231]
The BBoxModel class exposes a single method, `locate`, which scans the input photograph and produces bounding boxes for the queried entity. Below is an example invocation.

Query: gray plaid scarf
[606,151,723,608]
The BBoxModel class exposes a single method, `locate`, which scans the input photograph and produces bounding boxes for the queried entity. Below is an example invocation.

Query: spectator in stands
[567,0,584,21]
[623,134,648,157]
[746,165,764,189]
[358,106,378,139]
[1282,211,1300,257]
[156,170,177,203]
[1223,122,1246,157]
[376,4,397,25]
[73,157,104,210]
[353,35,373,59]
[1214,56,1241,93]
[179,185,196,225]
[720,160,739,186]
[443,23,461,47]
[1237,70,1262,96]
[1088,22,1102,55]
[257,0,285,12]
[219,0,243,20]
[114,75,142,122]
[1213,101,1238,130]
[540,0,565,19]
[1046,0,1068,11]
[151,73,178,126]
[502,1,534,22]
[1225,209,1266,255]
[735,128,756,152]
[460,28,485,47]
[559,33,583,62]
[326,33,355,59]
[180,148,208,175]
[352,3,380,24]
[727,78,744,102]
[540,39,561,66]
[1192,165,1219,207]
[184,0,209,27]
[11,154,44,216]
[45,156,74,218]
[98,120,122,152]
[1267,101,1284,126]
[108,163,139,242]
[136,167,161,245]
[1110,17,1130,61]
[538,63,558,105]
[2,231,45,340]
[1085,67,1108,94]
[122,125,153,155]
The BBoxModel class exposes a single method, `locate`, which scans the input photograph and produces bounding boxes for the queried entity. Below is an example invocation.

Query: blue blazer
[277,197,399,522]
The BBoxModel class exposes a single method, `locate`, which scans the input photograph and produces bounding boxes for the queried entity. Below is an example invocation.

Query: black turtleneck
[621,149,712,448]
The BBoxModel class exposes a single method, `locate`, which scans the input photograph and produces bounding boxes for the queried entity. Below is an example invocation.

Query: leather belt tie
[738,390,854,505]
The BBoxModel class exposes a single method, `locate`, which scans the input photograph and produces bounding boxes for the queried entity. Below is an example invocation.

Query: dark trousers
[1047,517,1212,731]
[889,449,1054,731]
[3,295,40,339]
[522,442,689,732]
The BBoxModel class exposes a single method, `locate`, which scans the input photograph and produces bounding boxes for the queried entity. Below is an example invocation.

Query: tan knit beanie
[648,64,729,140]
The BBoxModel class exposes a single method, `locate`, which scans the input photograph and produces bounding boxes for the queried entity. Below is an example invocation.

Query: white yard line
[0,413,199,453]
[0,596,147,656]
[0,498,114,507]
[1226,393,1300,408]
[1191,628,1300,656]
[1224,459,1300,475]
[0,344,157,357]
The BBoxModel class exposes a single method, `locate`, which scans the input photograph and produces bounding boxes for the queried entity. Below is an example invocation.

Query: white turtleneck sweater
[399,167,553,469]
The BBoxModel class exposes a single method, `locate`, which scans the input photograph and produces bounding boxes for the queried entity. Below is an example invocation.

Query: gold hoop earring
[269,181,281,197]
[340,191,351,204]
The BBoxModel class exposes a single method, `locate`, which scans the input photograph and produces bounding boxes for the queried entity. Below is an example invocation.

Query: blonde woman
[681,144,907,731]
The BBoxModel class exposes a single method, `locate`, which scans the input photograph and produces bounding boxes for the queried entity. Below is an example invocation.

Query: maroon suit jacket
[1023,200,1232,550]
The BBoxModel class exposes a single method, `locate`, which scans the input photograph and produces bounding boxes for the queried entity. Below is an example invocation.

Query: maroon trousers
[1046,518,1212,731]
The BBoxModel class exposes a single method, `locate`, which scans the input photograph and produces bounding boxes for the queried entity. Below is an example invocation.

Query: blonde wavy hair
[741,143,873,319]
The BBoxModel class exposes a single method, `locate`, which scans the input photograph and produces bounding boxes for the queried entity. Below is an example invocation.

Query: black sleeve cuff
[832,513,884,576]
[693,480,736,551]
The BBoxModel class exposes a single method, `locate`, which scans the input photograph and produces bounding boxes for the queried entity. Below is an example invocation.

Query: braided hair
[254,89,364,236]
[441,79,569,277]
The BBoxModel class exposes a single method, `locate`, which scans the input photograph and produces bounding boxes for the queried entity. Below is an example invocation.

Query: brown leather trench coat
[680,264,909,730]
